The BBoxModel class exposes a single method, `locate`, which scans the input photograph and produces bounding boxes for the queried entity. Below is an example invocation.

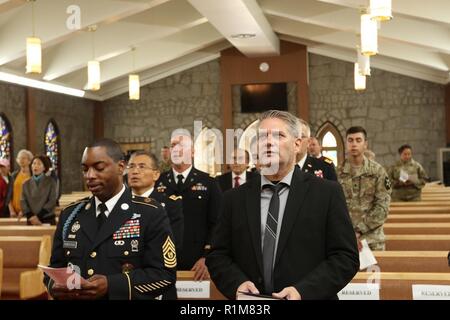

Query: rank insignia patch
[162,236,177,268]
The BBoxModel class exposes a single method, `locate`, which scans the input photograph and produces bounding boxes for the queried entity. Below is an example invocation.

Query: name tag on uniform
[63,240,78,249]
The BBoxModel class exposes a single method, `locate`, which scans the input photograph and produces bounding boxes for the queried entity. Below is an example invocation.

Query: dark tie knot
[98,203,108,215]
[263,182,286,194]
[177,174,184,183]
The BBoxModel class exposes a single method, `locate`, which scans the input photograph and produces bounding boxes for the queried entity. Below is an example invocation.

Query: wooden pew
[0,218,27,226]
[0,236,51,299]
[0,226,56,243]
[352,272,450,300]
[384,222,450,235]
[389,206,450,214]
[391,201,450,207]
[176,271,226,300]
[387,214,450,223]
[385,235,450,251]
[369,251,450,273]
[0,249,2,298]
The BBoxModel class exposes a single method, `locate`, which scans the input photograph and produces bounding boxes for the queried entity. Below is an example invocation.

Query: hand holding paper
[38,264,88,287]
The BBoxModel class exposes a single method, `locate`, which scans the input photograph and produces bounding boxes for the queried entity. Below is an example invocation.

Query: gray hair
[258,110,300,138]
[298,119,311,138]
[17,149,33,161]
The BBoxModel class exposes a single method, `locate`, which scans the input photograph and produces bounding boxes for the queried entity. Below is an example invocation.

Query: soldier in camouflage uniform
[389,144,428,201]
[338,127,391,251]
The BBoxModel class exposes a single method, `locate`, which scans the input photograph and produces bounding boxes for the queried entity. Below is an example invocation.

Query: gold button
[66,251,70,256]
[124,251,129,256]
[90,251,97,258]
[87,269,94,276]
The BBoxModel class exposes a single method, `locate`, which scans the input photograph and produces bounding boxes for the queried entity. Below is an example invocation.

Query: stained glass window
[0,114,12,161]
[45,121,59,173]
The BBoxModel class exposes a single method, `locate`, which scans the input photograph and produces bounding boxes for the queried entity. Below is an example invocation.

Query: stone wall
[103,60,222,155]
[308,54,446,178]
[0,83,94,193]
[34,91,95,193]
[0,83,27,160]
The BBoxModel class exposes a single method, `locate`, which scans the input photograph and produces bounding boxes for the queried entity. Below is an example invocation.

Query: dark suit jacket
[206,166,359,300]
[216,171,254,192]
[302,156,337,181]
[156,167,222,270]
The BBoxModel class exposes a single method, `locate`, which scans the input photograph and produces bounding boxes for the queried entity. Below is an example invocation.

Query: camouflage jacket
[337,156,392,246]
[389,159,428,201]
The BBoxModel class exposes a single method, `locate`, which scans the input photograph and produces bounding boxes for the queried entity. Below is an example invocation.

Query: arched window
[194,127,223,177]
[0,113,12,165]
[44,120,60,175]
[316,122,344,167]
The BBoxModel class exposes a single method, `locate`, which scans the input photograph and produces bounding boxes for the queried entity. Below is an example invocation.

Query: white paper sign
[176,280,210,298]
[338,283,380,300]
[359,239,378,270]
[412,285,450,300]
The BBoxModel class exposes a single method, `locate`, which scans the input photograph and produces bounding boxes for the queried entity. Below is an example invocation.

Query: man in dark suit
[155,130,222,280]
[206,110,358,300]
[216,148,254,192]
[45,138,176,300]
[297,121,337,181]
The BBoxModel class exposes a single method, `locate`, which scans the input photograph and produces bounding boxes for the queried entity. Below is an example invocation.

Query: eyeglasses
[126,164,158,171]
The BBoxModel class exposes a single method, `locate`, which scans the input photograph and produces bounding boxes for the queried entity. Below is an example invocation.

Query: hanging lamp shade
[129,74,140,100]
[357,46,371,76]
[370,0,392,21]
[87,60,100,91]
[26,37,42,74]
[360,12,378,56]
[354,63,366,90]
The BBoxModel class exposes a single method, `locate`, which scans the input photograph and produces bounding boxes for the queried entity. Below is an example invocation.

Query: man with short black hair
[45,138,176,300]
[338,126,391,251]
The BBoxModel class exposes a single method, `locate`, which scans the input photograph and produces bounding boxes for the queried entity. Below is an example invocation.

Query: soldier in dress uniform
[155,130,222,280]
[296,120,337,181]
[45,138,176,300]
[389,144,428,201]
[127,150,183,300]
[337,127,391,251]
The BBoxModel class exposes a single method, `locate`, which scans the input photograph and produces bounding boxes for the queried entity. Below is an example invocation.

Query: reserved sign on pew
[412,285,450,300]
[176,280,210,299]
[338,283,380,300]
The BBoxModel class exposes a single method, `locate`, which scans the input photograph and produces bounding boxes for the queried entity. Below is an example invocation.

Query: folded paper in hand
[399,169,409,183]
[359,239,378,270]
[38,264,88,288]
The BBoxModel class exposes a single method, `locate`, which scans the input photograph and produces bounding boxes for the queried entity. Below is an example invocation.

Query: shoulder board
[323,157,333,164]
[132,196,159,208]
[63,197,90,210]
[169,195,182,201]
